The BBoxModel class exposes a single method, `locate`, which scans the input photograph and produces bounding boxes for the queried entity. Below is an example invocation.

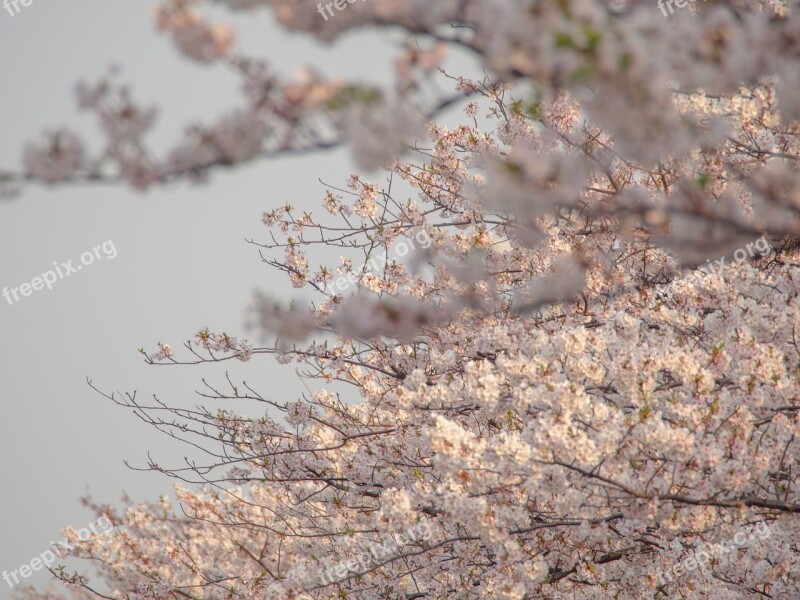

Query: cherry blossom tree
[10,0,800,599]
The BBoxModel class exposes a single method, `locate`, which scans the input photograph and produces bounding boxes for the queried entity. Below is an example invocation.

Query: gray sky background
[0,2,482,595]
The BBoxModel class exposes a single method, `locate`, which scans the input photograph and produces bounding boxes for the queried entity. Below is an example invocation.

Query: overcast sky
[0,2,476,596]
